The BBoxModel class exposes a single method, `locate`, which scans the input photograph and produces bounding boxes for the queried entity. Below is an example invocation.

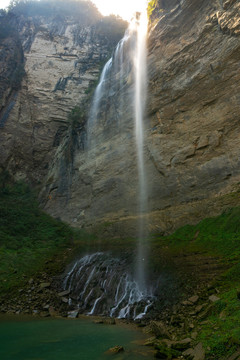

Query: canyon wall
[0,0,240,237]
[0,5,125,184]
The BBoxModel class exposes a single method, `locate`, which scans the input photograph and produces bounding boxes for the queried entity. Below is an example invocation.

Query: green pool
[0,316,154,360]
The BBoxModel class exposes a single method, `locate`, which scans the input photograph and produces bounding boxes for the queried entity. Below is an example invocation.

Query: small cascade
[86,30,132,150]
[62,252,154,319]
[87,58,113,149]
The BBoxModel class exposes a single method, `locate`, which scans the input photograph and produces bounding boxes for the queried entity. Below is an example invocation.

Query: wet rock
[197,305,213,320]
[61,297,69,303]
[49,306,58,317]
[195,305,204,313]
[67,310,79,318]
[171,338,192,351]
[148,321,171,339]
[144,337,157,346]
[58,290,70,297]
[188,296,199,304]
[209,295,220,303]
[105,345,124,355]
[183,342,205,360]
[182,301,193,306]
[39,283,51,289]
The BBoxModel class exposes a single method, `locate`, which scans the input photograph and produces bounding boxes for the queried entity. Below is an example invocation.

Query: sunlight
[0,0,10,9]
[92,0,148,21]
[0,0,148,20]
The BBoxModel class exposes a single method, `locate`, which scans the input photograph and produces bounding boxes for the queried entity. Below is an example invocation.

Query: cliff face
[145,0,240,232]
[1,0,240,237]
[0,7,122,183]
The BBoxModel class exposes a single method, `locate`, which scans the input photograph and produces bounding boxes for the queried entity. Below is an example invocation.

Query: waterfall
[63,253,154,319]
[87,58,113,149]
[71,4,151,319]
[132,9,149,293]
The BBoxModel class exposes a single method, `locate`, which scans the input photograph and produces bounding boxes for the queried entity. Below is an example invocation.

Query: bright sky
[1,0,10,9]
[0,0,148,20]
[92,0,147,21]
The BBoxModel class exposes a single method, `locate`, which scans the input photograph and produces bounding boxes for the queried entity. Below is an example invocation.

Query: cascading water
[64,4,152,319]
[63,253,154,319]
[132,8,149,293]
[87,58,113,149]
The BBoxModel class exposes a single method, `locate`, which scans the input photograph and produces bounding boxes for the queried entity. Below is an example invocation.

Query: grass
[150,207,240,258]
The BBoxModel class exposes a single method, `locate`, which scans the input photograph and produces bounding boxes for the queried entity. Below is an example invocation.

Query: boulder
[188,296,199,304]
[58,290,71,297]
[149,321,171,339]
[209,295,220,303]
[67,310,79,318]
[105,346,124,355]
[183,343,205,360]
[39,283,51,289]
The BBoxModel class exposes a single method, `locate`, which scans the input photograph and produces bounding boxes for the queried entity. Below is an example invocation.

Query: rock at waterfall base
[105,345,124,355]
[182,342,205,360]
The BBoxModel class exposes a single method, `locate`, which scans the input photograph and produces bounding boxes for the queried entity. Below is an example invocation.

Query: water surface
[0,315,154,360]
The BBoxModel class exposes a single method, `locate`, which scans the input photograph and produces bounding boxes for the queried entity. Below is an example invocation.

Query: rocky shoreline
[0,259,236,360]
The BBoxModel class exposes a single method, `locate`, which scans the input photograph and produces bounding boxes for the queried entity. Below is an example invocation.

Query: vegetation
[7,0,128,40]
[8,0,101,24]
[0,174,94,295]
[147,0,159,18]
[1,169,240,358]
[150,206,240,359]
[95,15,128,47]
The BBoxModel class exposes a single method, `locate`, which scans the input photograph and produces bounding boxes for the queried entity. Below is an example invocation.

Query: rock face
[0,5,123,183]
[1,0,240,236]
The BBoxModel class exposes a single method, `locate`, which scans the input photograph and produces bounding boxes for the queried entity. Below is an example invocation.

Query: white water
[133,8,149,292]
[63,253,154,319]
[87,58,112,149]
[80,4,150,318]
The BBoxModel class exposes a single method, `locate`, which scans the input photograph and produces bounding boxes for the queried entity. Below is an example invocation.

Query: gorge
[0,0,240,358]
[1,0,240,238]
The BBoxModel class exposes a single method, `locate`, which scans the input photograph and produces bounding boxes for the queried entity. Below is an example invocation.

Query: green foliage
[162,206,240,258]
[151,205,240,359]
[148,0,158,17]
[0,180,82,294]
[96,15,128,46]
[8,0,101,24]
[7,1,127,45]
[68,106,85,127]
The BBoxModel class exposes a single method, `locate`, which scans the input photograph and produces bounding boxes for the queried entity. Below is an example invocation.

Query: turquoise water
[0,316,154,360]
